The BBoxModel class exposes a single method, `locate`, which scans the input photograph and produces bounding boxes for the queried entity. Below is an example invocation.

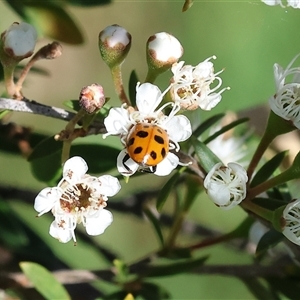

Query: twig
[0,97,75,122]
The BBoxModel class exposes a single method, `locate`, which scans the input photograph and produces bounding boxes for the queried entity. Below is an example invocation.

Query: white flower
[203,162,248,210]
[207,121,250,167]
[170,56,229,111]
[269,54,300,129]
[104,82,192,177]
[282,199,300,245]
[2,22,37,58]
[34,156,121,244]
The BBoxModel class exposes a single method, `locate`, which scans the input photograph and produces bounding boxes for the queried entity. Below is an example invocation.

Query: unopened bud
[79,83,105,113]
[98,24,131,68]
[146,32,183,74]
[1,22,37,60]
[37,42,63,60]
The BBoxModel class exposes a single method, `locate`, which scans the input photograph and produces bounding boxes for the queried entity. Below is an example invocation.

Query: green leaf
[252,197,288,211]
[250,151,288,188]
[192,113,225,138]
[191,135,221,173]
[70,144,120,174]
[203,117,249,144]
[63,99,81,111]
[20,262,71,300]
[23,2,84,44]
[255,229,283,258]
[128,70,139,107]
[228,216,254,238]
[266,278,300,300]
[66,0,111,6]
[143,206,164,247]
[240,278,278,300]
[156,171,180,212]
[30,151,62,184]
[0,199,29,249]
[145,256,208,278]
[140,282,171,300]
[28,135,62,162]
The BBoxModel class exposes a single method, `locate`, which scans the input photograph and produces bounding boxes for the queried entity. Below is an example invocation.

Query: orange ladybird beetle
[123,122,169,173]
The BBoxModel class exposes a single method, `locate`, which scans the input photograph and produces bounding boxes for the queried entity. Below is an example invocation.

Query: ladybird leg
[146,165,157,174]
[122,153,133,173]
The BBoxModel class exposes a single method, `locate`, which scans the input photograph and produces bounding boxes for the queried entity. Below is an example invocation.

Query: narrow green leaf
[140,282,171,300]
[191,135,221,173]
[203,117,249,144]
[255,229,283,258]
[266,278,300,300]
[0,110,9,119]
[240,277,278,300]
[30,151,62,184]
[63,99,81,111]
[70,144,120,174]
[27,135,62,162]
[23,3,84,44]
[20,262,71,300]
[192,113,225,138]
[252,197,288,211]
[156,172,180,212]
[143,206,164,246]
[128,70,139,107]
[250,151,288,188]
[0,199,29,249]
[145,256,208,278]
[228,216,254,238]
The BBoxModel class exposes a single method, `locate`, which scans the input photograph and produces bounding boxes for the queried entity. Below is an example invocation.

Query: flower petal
[85,209,113,236]
[136,83,162,114]
[63,156,88,181]
[34,187,60,215]
[154,152,179,176]
[164,115,192,142]
[97,175,121,197]
[49,220,74,243]
[117,149,139,176]
[104,106,131,137]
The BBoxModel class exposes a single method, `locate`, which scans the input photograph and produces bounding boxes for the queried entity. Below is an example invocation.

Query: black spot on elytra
[137,130,149,138]
[150,151,157,160]
[154,134,164,145]
[134,147,143,154]
[128,137,135,146]
[161,148,166,158]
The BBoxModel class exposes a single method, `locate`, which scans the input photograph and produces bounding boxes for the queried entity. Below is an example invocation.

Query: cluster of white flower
[31,25,249,244]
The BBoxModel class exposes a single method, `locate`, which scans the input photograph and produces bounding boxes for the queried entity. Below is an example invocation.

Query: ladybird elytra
[126,122,169,167]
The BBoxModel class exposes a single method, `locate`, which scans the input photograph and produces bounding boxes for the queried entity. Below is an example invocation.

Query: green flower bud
[98,24,131,68]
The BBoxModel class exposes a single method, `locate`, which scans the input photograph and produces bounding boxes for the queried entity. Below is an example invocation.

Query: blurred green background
[1,0,299,298]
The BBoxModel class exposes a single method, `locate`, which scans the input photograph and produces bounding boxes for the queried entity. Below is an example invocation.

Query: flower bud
[37,41,63,60]
[79,83,105,113]
[98,24,131,68]
[146,32,183,74]
[204,162,248,210]
[1,22,37,61]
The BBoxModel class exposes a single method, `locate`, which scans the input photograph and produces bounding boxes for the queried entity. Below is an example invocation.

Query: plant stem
[61,109,86,164]
[111,65,130,106]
